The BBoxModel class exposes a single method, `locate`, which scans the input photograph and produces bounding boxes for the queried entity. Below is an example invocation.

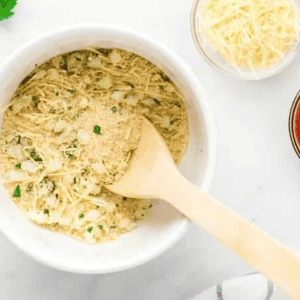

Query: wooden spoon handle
[162,173,300,299]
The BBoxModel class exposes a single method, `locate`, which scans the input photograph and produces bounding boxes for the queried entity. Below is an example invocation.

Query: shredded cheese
[199,0,300,70]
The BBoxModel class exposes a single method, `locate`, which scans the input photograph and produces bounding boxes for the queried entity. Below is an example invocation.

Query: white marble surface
[0,0,299,299]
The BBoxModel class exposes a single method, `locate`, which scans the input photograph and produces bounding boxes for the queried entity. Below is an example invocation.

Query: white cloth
[190,274,273,300]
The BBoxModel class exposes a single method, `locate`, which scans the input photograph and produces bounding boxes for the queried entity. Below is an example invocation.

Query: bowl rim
[190,0,300,81]
[0,24,217,274]
[289,90,300,159]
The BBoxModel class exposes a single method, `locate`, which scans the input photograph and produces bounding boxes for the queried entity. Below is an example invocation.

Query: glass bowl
[190,0,300,80]
[289,90,300,159]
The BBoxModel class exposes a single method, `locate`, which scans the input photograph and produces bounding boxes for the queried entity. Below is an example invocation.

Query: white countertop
[0,0,299,299]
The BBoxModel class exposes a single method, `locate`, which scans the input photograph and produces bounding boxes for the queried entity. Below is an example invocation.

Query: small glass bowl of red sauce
[289,91,300,158]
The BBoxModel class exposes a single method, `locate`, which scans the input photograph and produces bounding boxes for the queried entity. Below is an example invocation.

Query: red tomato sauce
[293,101,300,148]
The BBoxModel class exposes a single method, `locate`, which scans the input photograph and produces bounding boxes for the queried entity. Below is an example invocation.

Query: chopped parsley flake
[30,150,42,162]
[27,184,32,192]
[44,209,49,215]
[87,226,93,233]
[111,106,117,113]
[73,144,77,148]
[98,224,103,230]
[79,213,84,219]
[30,150,36,158]
[68,89,74,94]
[15,163,21,169]
[61,60,68,71]
[93,125,101,135]
[68,153,75,159]
[13,185,21,198]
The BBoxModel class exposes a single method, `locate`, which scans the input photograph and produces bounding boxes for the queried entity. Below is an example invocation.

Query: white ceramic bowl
[0,25,216,274]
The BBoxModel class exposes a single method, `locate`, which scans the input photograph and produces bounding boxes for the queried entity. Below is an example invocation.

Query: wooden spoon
[107,117,300,299]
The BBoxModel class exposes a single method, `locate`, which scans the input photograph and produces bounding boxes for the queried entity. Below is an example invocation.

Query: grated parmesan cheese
[199,0,300,70]
[21,160,39,173]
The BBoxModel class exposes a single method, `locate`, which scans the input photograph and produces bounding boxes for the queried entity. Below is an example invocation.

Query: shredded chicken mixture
[0,48,189,244]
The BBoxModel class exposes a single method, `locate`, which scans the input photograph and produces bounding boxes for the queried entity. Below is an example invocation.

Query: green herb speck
[30,150,36,158]
[79,213,84,219]
[44,209,49,215]
[98,224,103,230]
[32,96,39,102]
[13,185,21,198]
[68,89,74,94]
[61,60,68,71]
[27,184,32,192]
[73,144,77,148]
[68,153,75,159]
[87,227,93,233]
[15,163,21,169]
[93,125,101,135]
[111,106,117,113]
